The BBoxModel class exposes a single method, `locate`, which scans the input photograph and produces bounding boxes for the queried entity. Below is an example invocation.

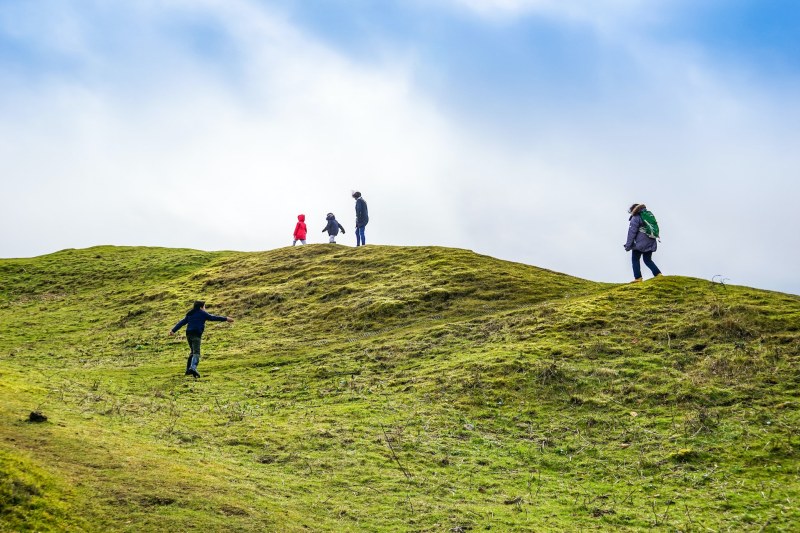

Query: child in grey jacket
[322,213,346,243]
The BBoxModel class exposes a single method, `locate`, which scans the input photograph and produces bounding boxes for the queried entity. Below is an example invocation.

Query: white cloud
[439,0,656,29]
[0,0,471,254]
[1,0,798,294]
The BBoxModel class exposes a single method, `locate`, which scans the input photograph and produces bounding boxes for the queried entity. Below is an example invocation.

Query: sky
[1,0,799,294]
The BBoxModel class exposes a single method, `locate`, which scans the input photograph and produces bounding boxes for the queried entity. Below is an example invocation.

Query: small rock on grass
[29,411,48,423]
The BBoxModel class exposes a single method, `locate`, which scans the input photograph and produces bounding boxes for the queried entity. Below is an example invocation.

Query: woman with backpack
[624,203,662,283]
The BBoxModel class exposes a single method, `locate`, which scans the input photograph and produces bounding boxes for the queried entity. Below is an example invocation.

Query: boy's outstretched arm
[169,317,188,336]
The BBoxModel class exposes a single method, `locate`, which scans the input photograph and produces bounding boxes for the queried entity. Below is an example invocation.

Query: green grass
[1,244,798,531]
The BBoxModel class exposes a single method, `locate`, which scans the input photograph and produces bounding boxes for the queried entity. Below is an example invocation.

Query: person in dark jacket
[169,301,233,378]
[322,212,346,243]
[293,214,307,245]
[624,203,662,283]
[353,191,369,246]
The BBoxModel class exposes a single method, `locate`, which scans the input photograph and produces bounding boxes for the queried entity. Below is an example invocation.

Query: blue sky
[1,0,799,294]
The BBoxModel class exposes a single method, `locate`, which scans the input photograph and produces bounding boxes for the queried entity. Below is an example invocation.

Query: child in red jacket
[293,214,307,245]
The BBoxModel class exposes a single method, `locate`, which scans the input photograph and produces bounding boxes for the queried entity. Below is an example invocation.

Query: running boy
[169,301,234,378]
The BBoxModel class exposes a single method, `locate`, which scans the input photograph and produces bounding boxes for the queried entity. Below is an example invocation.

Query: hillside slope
[1,245,798,531]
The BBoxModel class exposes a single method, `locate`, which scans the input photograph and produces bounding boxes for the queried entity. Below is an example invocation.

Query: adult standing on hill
[169,301,233,378]
[624,203,662,283]
[353,191,369,246]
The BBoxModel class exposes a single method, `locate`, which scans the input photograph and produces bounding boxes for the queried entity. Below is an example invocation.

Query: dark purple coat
[625,214,658,253]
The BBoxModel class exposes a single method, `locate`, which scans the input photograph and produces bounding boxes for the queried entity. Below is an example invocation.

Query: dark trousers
[185,333,202,372]
[355,226,366,246]
[631,250,661,279]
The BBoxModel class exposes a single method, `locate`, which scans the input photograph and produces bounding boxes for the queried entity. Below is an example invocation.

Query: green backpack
[639,210,660,240]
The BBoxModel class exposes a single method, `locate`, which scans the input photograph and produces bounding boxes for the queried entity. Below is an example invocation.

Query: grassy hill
[1,245,798,531]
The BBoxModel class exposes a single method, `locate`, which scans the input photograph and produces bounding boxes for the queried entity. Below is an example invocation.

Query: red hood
[298,214,305,222]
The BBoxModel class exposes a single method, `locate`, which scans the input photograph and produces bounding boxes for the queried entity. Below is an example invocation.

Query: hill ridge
[1,245,798,531]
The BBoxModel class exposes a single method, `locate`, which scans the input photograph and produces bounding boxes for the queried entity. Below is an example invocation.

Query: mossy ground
[1,245,798,531]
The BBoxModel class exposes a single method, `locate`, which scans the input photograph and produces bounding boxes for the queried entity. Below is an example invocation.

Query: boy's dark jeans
[186,332,202,372]
[631,250,661,279]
